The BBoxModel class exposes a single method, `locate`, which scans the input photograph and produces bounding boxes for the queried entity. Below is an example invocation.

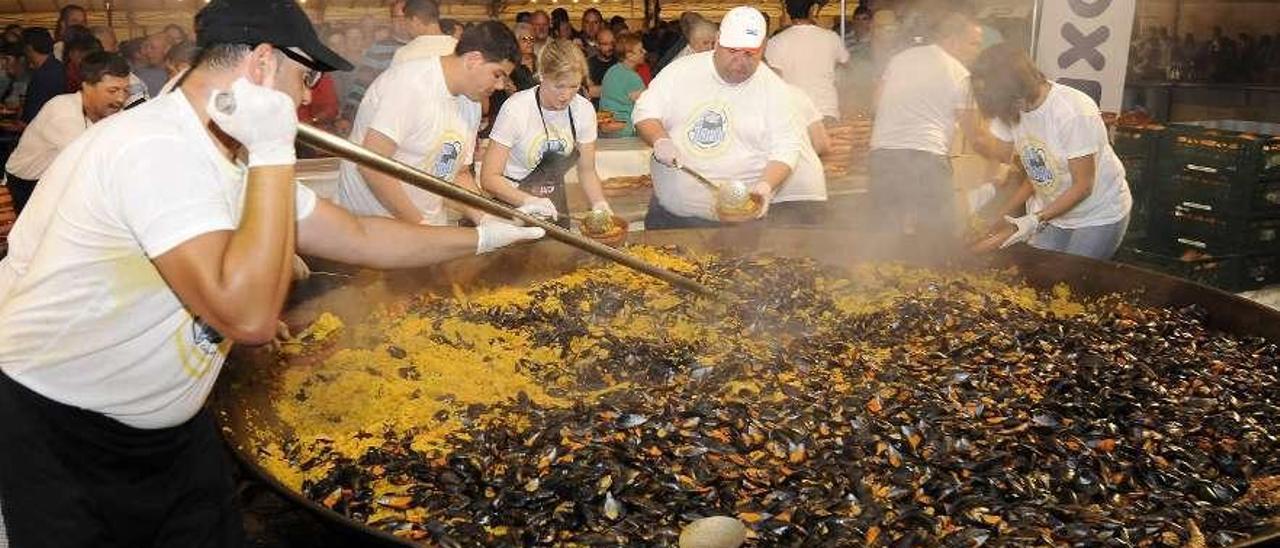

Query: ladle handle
[296,124,714,295]
[677,164,721,193]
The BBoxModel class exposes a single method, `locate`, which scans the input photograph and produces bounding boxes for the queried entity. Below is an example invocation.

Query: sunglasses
[304,69,322,89]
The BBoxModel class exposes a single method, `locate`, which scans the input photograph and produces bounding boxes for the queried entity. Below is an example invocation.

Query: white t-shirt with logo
[489,88,597,182]
[870,44,972,156]
[336,57,480,225]
[775,85,827,204]
[5,93,90,180]
[633,52,803,220]
[989,83,1132,229]
[766,24,849,119]
[0,91,318,429]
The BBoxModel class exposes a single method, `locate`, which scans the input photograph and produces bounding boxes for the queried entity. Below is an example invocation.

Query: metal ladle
[675,162,751,210]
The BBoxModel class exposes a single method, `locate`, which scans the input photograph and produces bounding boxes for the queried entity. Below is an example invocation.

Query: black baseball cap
[195,0,352,72]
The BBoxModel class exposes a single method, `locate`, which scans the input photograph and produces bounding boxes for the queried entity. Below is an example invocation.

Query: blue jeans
[1030,215,1130,260]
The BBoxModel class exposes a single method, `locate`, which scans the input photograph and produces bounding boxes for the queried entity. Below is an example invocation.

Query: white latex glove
[476,222,546,254]
[590,201,614,215]
[652,137,682,168]
[206,78,298,167]
[750,180,775,219]
[517,197,559,221]
[1000,212,1041,249]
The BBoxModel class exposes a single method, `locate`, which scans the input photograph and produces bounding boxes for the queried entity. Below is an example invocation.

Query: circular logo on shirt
[176,315,229,380]
[683,102,731,156]
[526,127,573,168]
[1019,139,1061,195]
[429,131,466,180]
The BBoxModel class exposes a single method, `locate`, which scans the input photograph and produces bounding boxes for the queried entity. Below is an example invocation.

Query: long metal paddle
[295,124,714,295]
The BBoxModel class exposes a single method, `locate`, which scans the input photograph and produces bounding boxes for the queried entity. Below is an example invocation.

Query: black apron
[504,86,579,229]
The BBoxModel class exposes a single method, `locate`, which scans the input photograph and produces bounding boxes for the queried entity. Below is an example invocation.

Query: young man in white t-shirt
[337,21,516,226]
[4,51,131,217]
[766,0,849,120]
[0,2,542,546]
[634,6,804,229]
[868,12,1006,251]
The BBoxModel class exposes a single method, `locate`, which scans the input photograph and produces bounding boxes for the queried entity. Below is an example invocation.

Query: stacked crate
[1118,121,1280,291]
[1112,123,1165,242]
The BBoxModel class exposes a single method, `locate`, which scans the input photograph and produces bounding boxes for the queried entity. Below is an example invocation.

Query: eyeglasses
[304,69,322,89]
[519,35,535,42]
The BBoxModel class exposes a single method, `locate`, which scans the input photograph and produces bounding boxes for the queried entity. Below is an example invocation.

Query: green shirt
[600,64,645,137]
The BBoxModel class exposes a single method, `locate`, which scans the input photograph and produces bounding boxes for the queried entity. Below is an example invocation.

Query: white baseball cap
[718,6,766,49]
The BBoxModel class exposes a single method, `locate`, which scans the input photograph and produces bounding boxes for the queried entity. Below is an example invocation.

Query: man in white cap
[634,6,806,229]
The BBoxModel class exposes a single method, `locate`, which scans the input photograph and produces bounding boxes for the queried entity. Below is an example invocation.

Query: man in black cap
[0,1,543,546]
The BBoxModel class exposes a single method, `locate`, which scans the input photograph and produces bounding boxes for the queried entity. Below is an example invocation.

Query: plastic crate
[1120,155,1148,198]
[1115,243,1280,292]
[1124,200,1151,243]
[1163,124,1280,180]
[1113,124,1166,158]
[1155,161,1280,216]
[1148,202,1280,255]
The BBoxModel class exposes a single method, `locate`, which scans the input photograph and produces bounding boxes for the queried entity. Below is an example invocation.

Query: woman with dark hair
[972,44,1132,259]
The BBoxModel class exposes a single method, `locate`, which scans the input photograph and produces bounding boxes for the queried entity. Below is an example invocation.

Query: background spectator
[610,16,629,36]
[91,26,118,53]
[579,8,604,55]
[0,43,29,114]
[62,27,102,93]
[600,32,646,137]
[588,28,617,101]
[52,4,87,61]
[163,24,188,47]
[132,34,168,97]
[440,18,463,42]
[20,27,62,125]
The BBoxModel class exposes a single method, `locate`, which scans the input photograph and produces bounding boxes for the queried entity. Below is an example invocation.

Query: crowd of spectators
[1129,25,1280,84]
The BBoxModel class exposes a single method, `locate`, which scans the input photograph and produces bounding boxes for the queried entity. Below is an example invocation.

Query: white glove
[652,137,682,168]
[750,180,775,219]
[1000,213,1042,249]
[517,197,559,221]
[476,222,546,254]
[590,201,614,215]
[206,77,298,167]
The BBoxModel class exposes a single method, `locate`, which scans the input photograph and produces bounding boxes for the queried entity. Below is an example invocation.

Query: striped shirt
[342,38,408,118]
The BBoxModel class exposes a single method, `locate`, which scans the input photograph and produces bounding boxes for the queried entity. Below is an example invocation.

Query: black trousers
[3,171,36,218]
[0,371,245,548]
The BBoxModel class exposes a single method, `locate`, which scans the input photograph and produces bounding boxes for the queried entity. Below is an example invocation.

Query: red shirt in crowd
[298,74,340,128]
[636,63,653,85]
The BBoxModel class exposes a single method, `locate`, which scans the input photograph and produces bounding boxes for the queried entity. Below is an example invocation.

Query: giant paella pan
[212,227,1280,547]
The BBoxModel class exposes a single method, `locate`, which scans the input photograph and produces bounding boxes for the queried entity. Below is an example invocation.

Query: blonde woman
[482,39,612,228]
